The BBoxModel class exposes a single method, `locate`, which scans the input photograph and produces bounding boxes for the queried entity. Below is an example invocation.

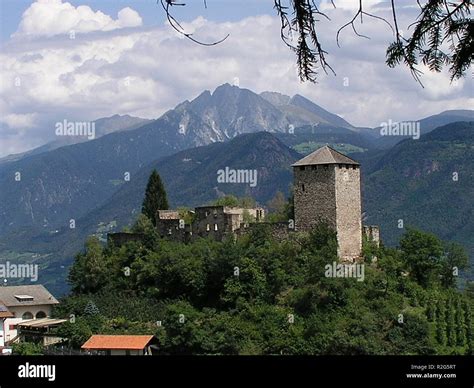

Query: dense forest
[14,209,469,355]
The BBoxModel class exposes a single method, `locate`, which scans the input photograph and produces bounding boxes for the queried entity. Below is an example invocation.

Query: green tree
[436,299,447,346]
[399,228,443,287]
[142,169,169,226]
[84,300,100,316]
[455,296,466,347]
[306,222,338,257]
[222,257,268,307]
[212,195,256,208]
[212,195,239,207]
[439,242,469,288]
[464,300,473,355]
[266,191,287,220]
[132,213,155,235]
[446,297,456,347]
[68,236,107,294]
[12,342,43,355]
[426,293,437,322]
[57,317,95,349]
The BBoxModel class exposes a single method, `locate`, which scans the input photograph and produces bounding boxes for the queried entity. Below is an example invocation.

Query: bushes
[12,342,44,355]
[59,225,473,355]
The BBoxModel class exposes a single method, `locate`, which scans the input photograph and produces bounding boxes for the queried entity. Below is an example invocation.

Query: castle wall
[236,221,293,240]
[363,225,380,247]
[107,233,145,247]
[334,165,362,261]
[156,219,188,242]
[293,165,337,232]
[192,207,237,241]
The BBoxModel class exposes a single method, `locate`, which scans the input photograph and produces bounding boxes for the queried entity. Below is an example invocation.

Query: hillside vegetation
[49,221,473,355]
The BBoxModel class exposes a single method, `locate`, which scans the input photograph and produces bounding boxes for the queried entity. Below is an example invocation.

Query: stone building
[292,145,363,261]
[155,205,265,241]
[108,145,379,262]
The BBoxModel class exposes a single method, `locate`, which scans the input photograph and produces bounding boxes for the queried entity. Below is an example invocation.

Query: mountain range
[0,83,472,295]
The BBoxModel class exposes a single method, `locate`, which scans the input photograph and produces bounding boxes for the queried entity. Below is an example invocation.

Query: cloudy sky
[0,0,472,157]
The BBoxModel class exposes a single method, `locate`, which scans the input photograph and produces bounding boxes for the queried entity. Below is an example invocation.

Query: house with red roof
[81,335,158,355]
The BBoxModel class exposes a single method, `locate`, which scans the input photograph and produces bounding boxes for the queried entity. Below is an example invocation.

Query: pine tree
[84,300,100,316]
[142,169,169,226]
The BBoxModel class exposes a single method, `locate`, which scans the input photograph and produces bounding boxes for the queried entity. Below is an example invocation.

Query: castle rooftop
[292,145,359,167]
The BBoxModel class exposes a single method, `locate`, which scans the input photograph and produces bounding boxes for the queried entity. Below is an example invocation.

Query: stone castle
[293,146,364,261]
[109,145,379,261]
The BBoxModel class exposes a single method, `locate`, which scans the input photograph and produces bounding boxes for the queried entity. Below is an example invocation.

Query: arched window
[36,311,47,319]
[22,312,33,320]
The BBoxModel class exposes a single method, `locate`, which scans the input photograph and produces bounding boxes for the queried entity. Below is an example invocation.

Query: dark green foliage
[364,122,474,283]
[440,242,469,288]
[68,237,107,294]
[446,297,457,347]
[436,298,447,346]
[84,300,100,316]
[59,225,472,355]
[12,342,44,355]
[455,296,466,347]
[211,195,256,208]
[142,169,169,226]
[400,228,444,287]
[464,300,474,354]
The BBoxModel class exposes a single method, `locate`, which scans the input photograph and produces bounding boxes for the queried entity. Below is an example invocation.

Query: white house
[0,285,59,345]
[0,302,14,352]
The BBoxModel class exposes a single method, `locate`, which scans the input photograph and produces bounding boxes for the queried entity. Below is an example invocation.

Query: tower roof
[292,145,360,167]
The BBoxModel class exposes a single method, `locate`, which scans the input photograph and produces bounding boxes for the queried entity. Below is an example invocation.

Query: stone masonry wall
[293,165,337,232]
[335,165,362,261]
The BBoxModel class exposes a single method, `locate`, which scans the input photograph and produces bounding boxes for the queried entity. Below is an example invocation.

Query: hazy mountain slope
[372,110,474,149]
[364,121,474,265]
[0,115,151,165]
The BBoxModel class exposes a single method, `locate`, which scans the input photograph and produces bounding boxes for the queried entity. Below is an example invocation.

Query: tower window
[214,224,218,231]
[302,184,305,192]
[206,224,210,232]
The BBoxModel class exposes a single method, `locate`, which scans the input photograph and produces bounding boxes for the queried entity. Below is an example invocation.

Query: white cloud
[14,0,142,38]
[1,113,38,129]
[0,1,471,157]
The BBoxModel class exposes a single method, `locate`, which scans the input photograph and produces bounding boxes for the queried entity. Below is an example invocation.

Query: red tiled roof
[81,335,155,350]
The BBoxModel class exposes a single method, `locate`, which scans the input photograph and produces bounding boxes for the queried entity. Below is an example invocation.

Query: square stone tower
[292,145,362,261]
